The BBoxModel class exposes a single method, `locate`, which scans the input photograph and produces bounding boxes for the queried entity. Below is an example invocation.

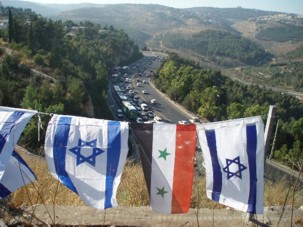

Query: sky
[20,0,303,15]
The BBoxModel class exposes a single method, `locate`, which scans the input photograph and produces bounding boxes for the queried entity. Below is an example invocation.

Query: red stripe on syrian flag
[131,123,196,214]
[172,124,196,213]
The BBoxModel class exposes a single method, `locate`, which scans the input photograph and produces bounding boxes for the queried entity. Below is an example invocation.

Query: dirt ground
[1,204,302,226]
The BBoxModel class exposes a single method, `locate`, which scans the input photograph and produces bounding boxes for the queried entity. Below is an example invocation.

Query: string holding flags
[0,105,267,215]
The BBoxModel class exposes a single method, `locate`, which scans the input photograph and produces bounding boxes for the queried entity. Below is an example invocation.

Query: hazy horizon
[18,0,303,15]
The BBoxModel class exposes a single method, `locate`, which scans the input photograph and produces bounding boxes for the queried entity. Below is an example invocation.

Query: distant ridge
[2,0,105,15]
[2,0,302,60]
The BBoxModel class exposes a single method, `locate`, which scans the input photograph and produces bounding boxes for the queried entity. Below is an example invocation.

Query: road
[108,51,195,123]
[132,77,193,123]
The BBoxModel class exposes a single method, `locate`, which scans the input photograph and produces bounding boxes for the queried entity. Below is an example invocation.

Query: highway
[131,76,193,123]
[108,51,195,123]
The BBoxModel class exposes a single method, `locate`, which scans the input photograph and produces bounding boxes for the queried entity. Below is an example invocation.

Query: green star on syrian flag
[158,148,170,160]
[156,186,168,198]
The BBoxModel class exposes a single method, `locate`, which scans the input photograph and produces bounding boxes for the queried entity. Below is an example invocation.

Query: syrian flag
[197,116,264,214]
[131,123,196,214]
[0,106,37,195]
[45,115,129,209]
[0,150,37,198]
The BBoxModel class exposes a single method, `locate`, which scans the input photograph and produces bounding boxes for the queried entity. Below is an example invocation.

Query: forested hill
[3,2,303,68]
[160,30,273,66]
[50,5,278,50]
[0,7,142,150]
[155,54,303,168]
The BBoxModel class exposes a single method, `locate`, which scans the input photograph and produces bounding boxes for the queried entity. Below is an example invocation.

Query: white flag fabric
[197,116,264,214]
[0,150,37,199]
[45,115,129,209]
[0,106,37,181]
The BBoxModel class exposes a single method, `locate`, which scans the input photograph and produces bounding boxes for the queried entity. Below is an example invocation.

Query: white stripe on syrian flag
[132,123,196,214]
[45,115,129,209]
[0,150,37,199]
[197,116,264,214]
[0,106,37,181]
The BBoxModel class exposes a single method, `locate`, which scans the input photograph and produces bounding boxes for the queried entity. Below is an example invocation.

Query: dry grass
[8,149,303,211]
[117,162,149,207]
[11,154,84,207]
[264,179,303,208]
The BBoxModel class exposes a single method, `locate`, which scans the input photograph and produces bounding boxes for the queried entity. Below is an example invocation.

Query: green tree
[198,87,220,121]
[65,78,86,115]
[227,102,245,119]
[8,8,13,43]
[0,89,3,105]
[244,104,267,121]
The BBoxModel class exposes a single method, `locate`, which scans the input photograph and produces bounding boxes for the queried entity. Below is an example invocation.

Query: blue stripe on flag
[246,124,257,213]
[12,150,37,180]
[0,111,25,155]
[0,183,11,198]
[105,121,121,208]
[205,130,222,202]
[53,116,77,193]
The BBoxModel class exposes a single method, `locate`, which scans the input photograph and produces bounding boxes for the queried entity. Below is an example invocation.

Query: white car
[116,109,123,118]
[150,99,156,104]
[140,103,149,111]
[142,90,147,94]
[154,116,163,122]
[189,117,200,124]
[178,120,189,125]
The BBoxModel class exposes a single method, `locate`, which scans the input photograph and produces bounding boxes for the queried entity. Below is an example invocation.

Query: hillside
[3,2,303,57]
[52,5,279,49]
[51,5,303,55]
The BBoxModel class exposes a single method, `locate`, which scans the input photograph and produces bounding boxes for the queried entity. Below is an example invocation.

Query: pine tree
[8,8,13,43]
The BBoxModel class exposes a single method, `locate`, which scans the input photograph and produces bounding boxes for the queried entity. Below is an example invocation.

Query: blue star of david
[69,139,104,167]
[222,156,247,180]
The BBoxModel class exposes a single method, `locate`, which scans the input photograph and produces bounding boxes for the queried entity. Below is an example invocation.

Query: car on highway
[178,120,189,125]
[189,117,200,124]
[154,116,163,122]
[116,109,123,118]
[150,99,156,104]
[136,117,144,123]
[134,105,142,111]
[133,97,139,103]
[147,111,154,118]
[139,111,149,121]
[140,103,149,111]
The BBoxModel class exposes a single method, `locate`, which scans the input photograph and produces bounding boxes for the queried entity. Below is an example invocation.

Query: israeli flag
[0,150,37,198]
[45,115,129,209]
[0,106,37,194]
[197,116,264,214]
